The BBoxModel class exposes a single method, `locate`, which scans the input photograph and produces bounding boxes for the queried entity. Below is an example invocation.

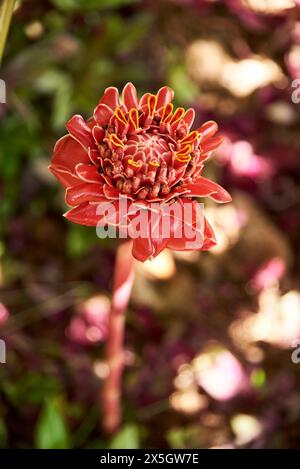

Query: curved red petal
[201,217,217,250]
[182,108,195,129]
[197,121,218,141]
[165,200,203,250]
[93,103,114,126]
[167,215,217,251]
[92,125,105,145]
[103,184,121,200]
[122,82,139,110]
[139,92,151,109]
[87,117,96,128]
[99,86,120,110]
[64,202,104,226]
[132,237,154,262]
[201,135,224,153]
[66,115,95,150]
[156,86,174,109]
[75,163,103,183]
[52,135,90,174]
[65,183,105,206]
[49,165,80,188]
[182,176,232,203]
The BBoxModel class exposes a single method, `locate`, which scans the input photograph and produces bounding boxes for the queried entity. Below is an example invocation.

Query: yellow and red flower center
[95,104,202,201]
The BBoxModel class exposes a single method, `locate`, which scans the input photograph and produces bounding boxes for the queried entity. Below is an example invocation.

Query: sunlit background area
[1,0,300,449]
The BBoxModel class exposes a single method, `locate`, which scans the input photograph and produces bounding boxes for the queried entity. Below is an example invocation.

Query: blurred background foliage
[1,0,300,449]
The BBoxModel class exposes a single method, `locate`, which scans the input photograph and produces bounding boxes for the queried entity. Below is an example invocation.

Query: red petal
[64,202,104,226]
[89,148,100,165]
[98,86,120,109]
[122,82,139,110]
[182,176,232,203]
[139,92,151,109]
[128,207,170,261]
[182,108,195,129]
[66,115,95,150]
[103,184,121,200]
[132,238,168,262]
[132,237,154,262]
[65,183,105,206]
[156,86,174,109]
[93,103,114,126]
[92,126,105,145]
[151,236,170,259]
[51,135,90,174]
[167,216,216,251]
[201,217,217,250]
[49,165,80,188]
[197,121,218,141]
[164,200,203,250]
[201,136,224,152]
[87,117,96,128]
[75,163,103,183]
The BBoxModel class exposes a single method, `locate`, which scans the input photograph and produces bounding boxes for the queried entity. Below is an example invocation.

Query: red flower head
[49,83,231,261]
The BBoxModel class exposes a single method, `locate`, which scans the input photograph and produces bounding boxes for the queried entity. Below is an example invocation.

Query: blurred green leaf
[109,423,140,449]
[169,65,198,104]
[66,225,94,258]
[2,373,61,406]
[167,426,199,449]
[104,13,151,54]
[35,398,70,449]
[251,368,266,389]
[73,406,99,447]
[35,70,72,129]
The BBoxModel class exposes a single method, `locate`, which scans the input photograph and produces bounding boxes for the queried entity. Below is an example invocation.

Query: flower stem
[0,0,15,63]
[102,240,135,434]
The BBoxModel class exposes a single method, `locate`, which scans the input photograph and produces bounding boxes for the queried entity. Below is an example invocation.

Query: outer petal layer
[64,202,105,226]
[51,135,90,174]
[182,176,232,203]
[66,115,95,150]
[65,183,105,206]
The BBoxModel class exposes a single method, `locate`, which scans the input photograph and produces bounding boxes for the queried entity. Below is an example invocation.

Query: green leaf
[167,426,199,449]
[169,65,198,104]
[251,368,266,389]
[35,398,70,449]
[35,70,72,129]
[109,424,140,449]
[66,225,97,258]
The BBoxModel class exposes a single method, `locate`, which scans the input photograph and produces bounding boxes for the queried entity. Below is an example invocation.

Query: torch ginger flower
[49,83,232,434]
[49,83,231,262]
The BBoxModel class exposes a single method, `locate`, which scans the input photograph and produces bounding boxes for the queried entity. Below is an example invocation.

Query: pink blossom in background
[219,139,272,180]
[194,349,247,401]
[252,257,287,292]
[0,303,9,327]
[66,295,110,346]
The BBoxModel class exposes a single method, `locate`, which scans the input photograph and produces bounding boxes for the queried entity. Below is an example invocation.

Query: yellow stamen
[109,133,124,148]
[149,160,160,167]
[170,107,185,126]
[176,155,191,163]
[176,144,192,157]
[114,108,127,126]
[128,159,142,168]
[180,130,199,145]
[129,108,139,130]
[161,103,173,123]
[147,94,157,117]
